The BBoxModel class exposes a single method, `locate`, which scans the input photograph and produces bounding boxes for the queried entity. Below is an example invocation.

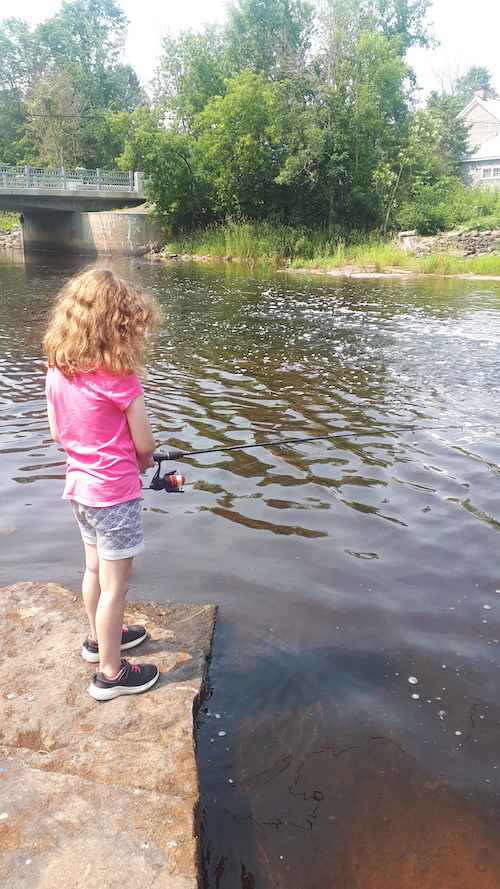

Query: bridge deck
[0,165,146,212]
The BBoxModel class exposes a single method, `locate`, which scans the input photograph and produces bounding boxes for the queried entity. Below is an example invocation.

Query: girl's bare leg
[82,543,101,641]
[95,556,134,678]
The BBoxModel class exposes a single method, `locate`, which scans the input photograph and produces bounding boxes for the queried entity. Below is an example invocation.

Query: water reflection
[1,253,500,888]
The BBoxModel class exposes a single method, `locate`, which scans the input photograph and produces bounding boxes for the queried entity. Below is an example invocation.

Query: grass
[163,221,500,276]
[164,221,337,263]
[290,241,409,272]
[0,213,20,230]
[413,252,500,276]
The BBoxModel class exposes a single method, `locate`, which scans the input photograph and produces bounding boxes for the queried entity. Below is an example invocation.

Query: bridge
[0,165,146,212]
[0,166,160,255]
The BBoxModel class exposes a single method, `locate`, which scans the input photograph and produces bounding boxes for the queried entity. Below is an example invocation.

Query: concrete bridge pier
[21,209,162,256]
[22,210,91,255]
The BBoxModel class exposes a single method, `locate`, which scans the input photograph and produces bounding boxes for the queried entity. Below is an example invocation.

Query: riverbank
[146,250,500,280]
[3,215,500,278]
[0,581,216,889]
[147,224,500,278]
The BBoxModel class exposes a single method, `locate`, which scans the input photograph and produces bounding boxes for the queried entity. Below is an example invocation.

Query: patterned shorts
[70,498,144,561]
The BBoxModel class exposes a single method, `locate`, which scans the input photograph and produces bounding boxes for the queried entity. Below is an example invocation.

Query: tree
[154,27,226,130]
[425,91,469,175]
[0,18,38,103]
[193,71,282,219]
[224,0,314,79]
[370,0,435,54]
[0,18,38,162]
[116,107,203,230]
[316,0,434,58]
[350,31,410,228]
[35,0,128,80]
[0,1,147,167]
[25,72,83,166]
[454,66,499,104]
[276,4,412,233]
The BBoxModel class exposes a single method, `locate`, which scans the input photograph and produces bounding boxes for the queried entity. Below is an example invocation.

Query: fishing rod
[148,424,461,492]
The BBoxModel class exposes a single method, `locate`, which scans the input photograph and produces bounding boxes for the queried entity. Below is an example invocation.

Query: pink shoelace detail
[122,625,129,632]
[129,663,141,673]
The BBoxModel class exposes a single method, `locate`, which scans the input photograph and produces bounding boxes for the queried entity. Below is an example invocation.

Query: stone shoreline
[0,582,217,889]
[0,227,22,250]
[403,227,500,257]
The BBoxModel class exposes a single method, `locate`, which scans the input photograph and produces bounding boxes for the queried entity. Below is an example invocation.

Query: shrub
[397,178,500,235]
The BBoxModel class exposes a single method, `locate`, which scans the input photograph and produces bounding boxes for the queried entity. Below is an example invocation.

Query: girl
[44,268,163,701]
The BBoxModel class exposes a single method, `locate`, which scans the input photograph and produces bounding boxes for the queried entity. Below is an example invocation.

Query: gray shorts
[70,498,144,561]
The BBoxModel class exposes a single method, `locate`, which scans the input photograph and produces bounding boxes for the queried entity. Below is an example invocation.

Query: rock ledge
[0,582,217,889]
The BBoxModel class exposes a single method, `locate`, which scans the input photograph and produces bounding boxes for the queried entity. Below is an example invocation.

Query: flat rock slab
[0,582,217,889]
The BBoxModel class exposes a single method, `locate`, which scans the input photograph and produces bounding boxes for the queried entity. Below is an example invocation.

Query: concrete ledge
[0,582,217,888]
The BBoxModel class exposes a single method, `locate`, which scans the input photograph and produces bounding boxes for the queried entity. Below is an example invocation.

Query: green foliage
[454,66,499,104]
[133,0,498,237]
[370,0,435,53]
[115,106,204,231]
[154,27,226,126]
[193,71,282,220]
[0,212,20,230]
[0,18,37,162]
[0,0,146,168]
[424,92,469,177]
[224,0,314,78]
[397,178,500,235]
[35,0,128,76]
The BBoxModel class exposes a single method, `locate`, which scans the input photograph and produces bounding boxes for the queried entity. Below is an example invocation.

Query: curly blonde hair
[44,268,163,379]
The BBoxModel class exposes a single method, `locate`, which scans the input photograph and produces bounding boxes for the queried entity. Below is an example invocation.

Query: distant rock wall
[0,226,22,250]
[398,228,500,257]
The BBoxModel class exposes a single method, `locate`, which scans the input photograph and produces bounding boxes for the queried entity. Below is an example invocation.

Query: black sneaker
[82,625,148,663]
[89,659,160,701]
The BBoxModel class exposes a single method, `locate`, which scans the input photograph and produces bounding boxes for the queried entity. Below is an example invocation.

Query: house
[458,90,500,189]
[460,134,500,188]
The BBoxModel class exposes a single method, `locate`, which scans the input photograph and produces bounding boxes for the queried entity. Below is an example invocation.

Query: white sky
[8,0,500,100]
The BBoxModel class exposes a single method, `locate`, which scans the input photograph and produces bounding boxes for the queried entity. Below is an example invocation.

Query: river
[1,252,500,888]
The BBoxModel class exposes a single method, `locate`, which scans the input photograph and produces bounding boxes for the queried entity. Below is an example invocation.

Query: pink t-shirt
[45,366,144,506]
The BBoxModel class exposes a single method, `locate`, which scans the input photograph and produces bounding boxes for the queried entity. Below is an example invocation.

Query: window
[493,167,500,178]
[482,167,492,178]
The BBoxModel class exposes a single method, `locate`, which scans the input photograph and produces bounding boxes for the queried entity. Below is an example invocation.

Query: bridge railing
[0,165,140,192]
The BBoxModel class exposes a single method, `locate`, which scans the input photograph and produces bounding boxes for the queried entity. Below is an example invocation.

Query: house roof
[462,133,500,162]
[458,96,500,123]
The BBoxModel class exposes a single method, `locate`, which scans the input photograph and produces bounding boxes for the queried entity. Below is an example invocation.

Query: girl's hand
[138,454,156,474]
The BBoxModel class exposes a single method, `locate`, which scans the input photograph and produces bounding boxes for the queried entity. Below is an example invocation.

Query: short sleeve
[45,367,54,404]
[110,373,144,411]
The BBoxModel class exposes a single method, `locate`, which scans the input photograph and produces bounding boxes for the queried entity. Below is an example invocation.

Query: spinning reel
[149,452,185,493]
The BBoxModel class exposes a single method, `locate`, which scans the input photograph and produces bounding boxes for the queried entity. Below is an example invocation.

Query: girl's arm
[126,394,156,473]
[47,402,61,444]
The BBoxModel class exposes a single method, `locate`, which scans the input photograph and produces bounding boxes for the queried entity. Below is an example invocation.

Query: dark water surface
[1,253,500,888]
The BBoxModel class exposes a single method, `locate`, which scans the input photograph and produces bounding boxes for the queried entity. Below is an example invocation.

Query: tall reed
[163,221,500,276]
